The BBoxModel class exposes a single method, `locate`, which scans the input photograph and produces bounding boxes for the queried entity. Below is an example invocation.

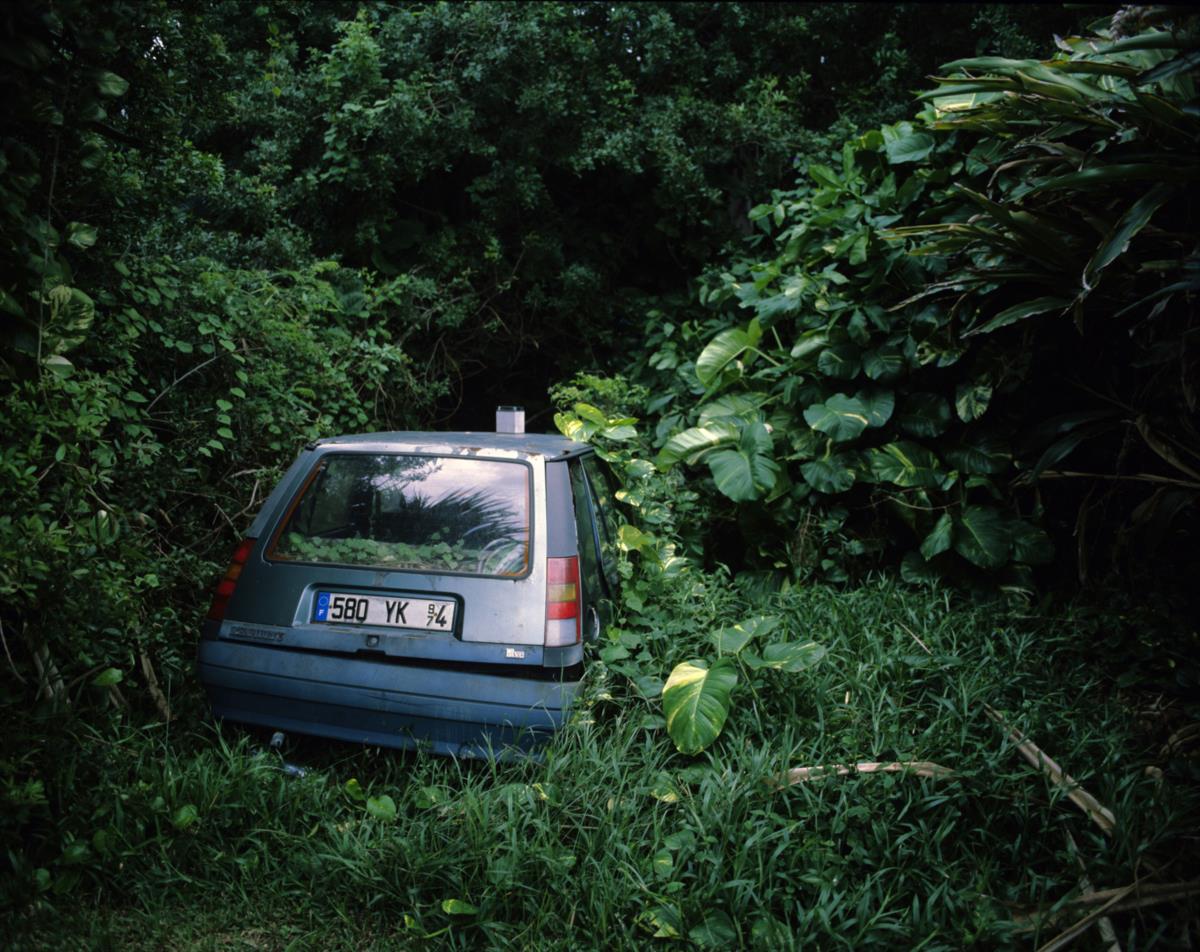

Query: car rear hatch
[198,441,584,755]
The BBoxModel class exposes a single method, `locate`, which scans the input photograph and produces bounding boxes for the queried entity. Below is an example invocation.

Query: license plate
[313,591,455,631]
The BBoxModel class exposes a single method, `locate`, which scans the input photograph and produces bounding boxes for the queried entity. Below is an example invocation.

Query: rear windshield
[269,453,530,577]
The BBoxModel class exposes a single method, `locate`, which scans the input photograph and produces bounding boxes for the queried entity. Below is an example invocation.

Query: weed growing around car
[7,577,1197,950]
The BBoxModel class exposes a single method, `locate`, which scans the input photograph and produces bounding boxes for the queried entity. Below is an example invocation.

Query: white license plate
[313,591,455,631]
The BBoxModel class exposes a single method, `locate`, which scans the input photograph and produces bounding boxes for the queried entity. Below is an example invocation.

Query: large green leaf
[366,795,398,821]
[816,343,861,379]
[953,506,1010,569]
[1135,48,1200,86]
[896,392,952,437]
[698,392,770,425]
[955,380,993,422]
[857,388,895,427]
[800,453,858,494]
[790,329,829,361]
[901,550,941,585]
[1029,163,1197,193]
[883,122,936,164]
[743,641,826,673]
[918,512,952,560]
[696,321,761,386]
[867,442,949,489]
[65,222,98,250]
[968,297,1070,336]
[945,437,1010,474]
[662,658,738,755]
[657,422,739,467]
[804,393,871,442]
[706,422,778,501]
[1083,184,1174,288]
[710,615,780,655]
[1010,520,1054,565]
[862,343,907,381]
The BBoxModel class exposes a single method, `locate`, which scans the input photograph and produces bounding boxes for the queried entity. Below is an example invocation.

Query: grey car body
[197,431,618,757]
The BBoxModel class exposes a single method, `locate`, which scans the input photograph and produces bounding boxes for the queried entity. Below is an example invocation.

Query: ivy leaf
[856,387,895,427]
[710,615,779,655]
[743,641,826,673]
[896,392,952,437]
[366,795,397,821]
[65,222,98,250]
[800,454,858,494]
[92,667,123,687]
[804,393,871,442]
[171,805,199,830]
[696,322,761,386]
[953,506,1011,569]
[662,658,738,755]
[640,905,682,939]
[706,422,778,501]
[901,550,941,585]
[93,70,129,97]
[816,343,861,380]
[920,512,954,559]
[945,437,1010,474]
[867,442,950,489]
[883,122,936,164]
[863,343,906,381]
[42,355,74,378]
[1010,520,1054,565]
[656,422,739,467]
[955,380,993,422]
[712,626,753,654]
[441,899,478,916]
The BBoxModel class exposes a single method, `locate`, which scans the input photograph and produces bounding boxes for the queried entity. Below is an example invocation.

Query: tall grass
[6,579,1198,949]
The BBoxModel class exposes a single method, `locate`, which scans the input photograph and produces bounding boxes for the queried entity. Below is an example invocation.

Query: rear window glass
[269,454,530,577]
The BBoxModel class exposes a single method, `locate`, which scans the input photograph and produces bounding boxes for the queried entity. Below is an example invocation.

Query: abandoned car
[197,409,619,757]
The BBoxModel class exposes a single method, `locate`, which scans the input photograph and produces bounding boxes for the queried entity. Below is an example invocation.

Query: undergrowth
[4,578,1197,950]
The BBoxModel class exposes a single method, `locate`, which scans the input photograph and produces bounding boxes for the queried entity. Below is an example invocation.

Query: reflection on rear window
[269,454,530,576]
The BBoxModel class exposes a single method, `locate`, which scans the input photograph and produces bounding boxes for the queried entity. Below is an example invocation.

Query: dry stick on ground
[1015,881,1200,931]
[782,761,954,785]
[139,649,174,722]
[1066,829,1121,952]
[1036,884,1138,952]
[983,703,1116,835]
[897,620,933,656]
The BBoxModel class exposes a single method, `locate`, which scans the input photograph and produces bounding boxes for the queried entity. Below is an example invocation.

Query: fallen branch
[139,649,174,722]
[1036,884,1136,952]
[781,761,954,786]
[1065,830,1120,952]
[1014,881,1200,933]
[1057,881,1200,910]
[984,704,1115,835]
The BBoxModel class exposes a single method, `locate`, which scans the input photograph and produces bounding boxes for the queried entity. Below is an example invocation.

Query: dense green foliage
[2,0,1198,945]
[10,580,1200,949]
[638,15,1199,592]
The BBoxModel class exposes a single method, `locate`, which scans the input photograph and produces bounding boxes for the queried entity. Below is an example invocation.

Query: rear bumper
[197,639,579,758]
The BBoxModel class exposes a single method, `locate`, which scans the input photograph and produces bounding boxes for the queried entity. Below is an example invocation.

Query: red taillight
[206,538,255,621]
[544,556,580,646]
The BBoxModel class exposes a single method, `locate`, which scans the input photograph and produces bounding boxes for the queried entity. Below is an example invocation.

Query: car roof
[310,431,592,459]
